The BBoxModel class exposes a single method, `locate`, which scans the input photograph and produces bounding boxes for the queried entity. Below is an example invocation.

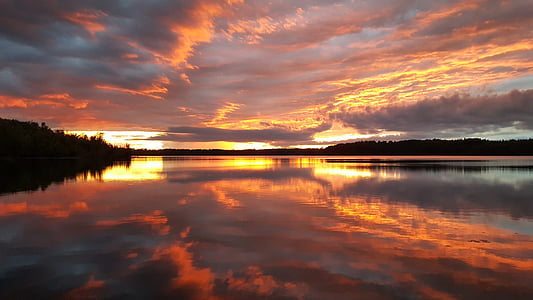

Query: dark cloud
[333,89,533,137]
[0,68,24,94]
[160,123,331,144]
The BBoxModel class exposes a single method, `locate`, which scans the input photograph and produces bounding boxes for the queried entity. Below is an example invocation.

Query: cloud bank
[333,89,533,139]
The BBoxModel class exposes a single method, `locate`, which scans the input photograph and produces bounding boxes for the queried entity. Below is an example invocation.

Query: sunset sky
[1,0,532,149]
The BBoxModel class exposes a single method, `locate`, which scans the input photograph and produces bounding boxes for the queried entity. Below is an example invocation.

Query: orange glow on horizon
[67,131,165,149]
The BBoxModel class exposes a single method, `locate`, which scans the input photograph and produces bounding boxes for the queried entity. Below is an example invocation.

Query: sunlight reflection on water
[1,156,533,299]
[102,157,165,181]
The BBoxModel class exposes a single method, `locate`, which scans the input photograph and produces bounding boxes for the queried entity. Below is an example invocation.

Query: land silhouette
[134,138,533,156]
[0,118,131,159]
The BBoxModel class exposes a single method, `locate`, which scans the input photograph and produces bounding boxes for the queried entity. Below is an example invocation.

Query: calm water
[1,156,533,299]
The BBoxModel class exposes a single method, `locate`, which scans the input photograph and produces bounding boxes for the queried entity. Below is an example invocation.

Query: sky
[1,0,532,149]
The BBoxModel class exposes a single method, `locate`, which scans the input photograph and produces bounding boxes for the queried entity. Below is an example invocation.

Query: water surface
[1,156,533,299]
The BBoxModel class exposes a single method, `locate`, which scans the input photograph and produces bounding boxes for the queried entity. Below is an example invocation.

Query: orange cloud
[0,95,27,108]
[135,0,244,68]
[62,9,107,36]
[180,73,192,84]
[64,275,105,300]
[0,93,89,109]
[224,12,303,44]
[95,76,170,100]
[204,102,242,126]
[122,53,139,60]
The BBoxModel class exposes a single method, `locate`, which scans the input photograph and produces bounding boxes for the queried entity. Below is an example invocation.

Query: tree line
[0,118,131,159]
[324,139,533,155]
[134,138,533,156]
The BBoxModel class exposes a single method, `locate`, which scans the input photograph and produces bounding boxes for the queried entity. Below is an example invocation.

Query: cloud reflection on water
[1,156,533,299]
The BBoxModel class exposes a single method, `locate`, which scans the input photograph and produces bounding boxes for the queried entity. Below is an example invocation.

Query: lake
[1,156,533,299]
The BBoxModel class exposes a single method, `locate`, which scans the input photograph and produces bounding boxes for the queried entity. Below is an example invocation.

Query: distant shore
[133,138,533,156]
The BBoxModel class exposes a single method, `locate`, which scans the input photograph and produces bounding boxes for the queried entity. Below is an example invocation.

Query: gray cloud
[157,123,332,145]
[334,89,533,137]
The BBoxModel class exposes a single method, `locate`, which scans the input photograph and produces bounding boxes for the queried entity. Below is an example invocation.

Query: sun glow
[313,121,373,143]
[313,121,402,143]
[232,142,278,150]
[67,131,165,149]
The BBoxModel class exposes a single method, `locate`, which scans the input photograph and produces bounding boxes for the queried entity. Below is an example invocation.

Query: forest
[0,118,131,159]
